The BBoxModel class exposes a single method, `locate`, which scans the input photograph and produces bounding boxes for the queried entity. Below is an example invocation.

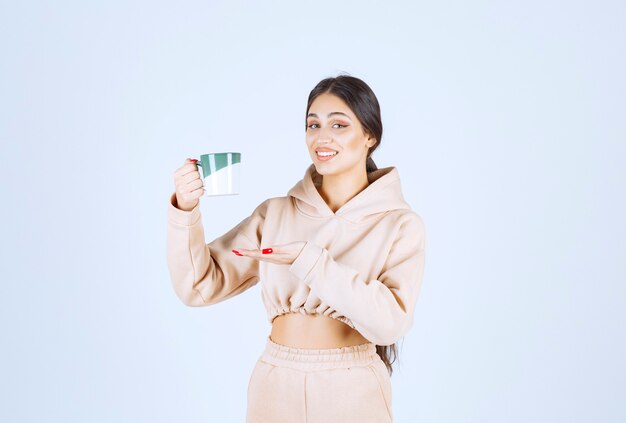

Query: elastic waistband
[260,335,379,371]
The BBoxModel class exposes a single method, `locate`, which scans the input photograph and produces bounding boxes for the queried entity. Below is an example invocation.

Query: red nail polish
[262,248,273,254]
[190,159,198,162]
[232,249,242,256]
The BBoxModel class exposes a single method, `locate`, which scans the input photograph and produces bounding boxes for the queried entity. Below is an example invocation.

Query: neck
[318,165,369,213]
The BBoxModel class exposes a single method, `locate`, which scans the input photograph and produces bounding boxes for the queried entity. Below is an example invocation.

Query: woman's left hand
[232,241,306,265]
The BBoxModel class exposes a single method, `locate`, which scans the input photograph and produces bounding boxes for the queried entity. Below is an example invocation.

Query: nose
[316,126,332,143]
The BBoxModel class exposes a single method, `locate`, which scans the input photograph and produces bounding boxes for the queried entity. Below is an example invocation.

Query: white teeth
[317,151,337,157]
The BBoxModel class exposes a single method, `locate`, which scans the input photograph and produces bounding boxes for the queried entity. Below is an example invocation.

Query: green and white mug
[195,152,241,196]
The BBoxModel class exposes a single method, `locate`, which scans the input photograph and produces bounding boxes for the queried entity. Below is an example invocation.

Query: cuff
[167,192,201,226]
[288,241,325,285]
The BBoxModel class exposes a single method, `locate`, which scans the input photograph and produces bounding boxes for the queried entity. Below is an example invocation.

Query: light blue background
[1,1,624,422]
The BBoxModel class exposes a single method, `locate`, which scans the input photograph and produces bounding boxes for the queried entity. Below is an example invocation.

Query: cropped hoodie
[166,163,426,346]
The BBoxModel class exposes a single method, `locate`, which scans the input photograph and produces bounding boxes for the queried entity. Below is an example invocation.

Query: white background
[1,1,624,422]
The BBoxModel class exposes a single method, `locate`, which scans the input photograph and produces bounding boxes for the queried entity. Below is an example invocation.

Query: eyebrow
[307,112,352,121]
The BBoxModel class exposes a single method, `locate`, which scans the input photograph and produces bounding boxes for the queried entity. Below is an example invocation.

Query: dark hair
[305,73,400,377]
[305,72,382,174]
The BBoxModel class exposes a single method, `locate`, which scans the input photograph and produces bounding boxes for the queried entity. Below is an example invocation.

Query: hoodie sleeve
[166,192,270,307]
[288,212,426,346]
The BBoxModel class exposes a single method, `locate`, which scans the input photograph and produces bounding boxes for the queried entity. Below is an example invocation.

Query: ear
[366,136,377,149]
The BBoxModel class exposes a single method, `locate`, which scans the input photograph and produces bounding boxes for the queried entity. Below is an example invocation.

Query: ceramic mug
[195,152,241,196]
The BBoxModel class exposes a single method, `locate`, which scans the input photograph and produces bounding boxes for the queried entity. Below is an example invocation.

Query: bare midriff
[270,312,371,349]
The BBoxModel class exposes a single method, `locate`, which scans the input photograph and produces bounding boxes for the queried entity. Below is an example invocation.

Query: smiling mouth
[316,150,339,160]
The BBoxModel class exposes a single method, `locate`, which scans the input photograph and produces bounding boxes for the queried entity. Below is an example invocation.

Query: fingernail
[190,159,198,162]
[232,249,242,256]
[262,248,273,254]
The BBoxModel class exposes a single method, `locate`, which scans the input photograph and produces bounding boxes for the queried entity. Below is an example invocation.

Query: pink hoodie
[166,163,426,346]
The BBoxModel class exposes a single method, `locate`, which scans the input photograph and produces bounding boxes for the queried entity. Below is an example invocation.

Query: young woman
[167,74,426,423]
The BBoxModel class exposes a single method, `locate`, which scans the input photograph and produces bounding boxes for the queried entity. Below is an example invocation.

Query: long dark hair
[305,73,400,377]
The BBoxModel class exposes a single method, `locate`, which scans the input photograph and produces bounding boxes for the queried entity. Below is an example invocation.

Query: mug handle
[193,160,205,188]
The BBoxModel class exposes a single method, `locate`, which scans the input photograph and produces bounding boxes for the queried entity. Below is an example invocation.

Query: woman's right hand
[173,158,205,211]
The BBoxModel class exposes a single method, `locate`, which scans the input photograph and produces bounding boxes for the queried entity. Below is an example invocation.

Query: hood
[286,163,411,223]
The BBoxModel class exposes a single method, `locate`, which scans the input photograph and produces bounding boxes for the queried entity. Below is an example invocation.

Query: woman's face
[305,93,375,176]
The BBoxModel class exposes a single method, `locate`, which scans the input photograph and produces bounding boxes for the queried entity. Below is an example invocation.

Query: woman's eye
[307,123,346,129]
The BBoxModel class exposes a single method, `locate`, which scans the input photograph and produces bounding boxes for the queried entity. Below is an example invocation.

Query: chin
[312,161,345,176]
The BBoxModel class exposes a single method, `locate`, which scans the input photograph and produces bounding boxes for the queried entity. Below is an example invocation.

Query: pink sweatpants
[246,335,393,423]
